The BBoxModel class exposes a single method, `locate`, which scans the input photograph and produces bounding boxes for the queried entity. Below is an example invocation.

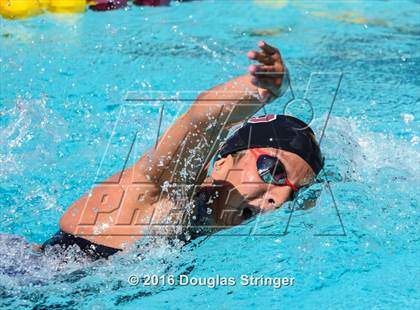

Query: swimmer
[40,41,323,259]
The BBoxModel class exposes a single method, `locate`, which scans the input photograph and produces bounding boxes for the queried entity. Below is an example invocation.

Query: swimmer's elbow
[190,93,224,123]
[59,212,76,234]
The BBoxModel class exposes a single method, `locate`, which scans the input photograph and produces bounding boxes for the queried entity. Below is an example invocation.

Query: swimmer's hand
[247,41,288,102]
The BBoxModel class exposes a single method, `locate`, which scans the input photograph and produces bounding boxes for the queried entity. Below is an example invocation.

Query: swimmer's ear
[213,155,235,175]
[214,156,229,169]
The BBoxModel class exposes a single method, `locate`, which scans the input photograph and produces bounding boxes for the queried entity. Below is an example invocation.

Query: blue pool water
[1,0,419,308]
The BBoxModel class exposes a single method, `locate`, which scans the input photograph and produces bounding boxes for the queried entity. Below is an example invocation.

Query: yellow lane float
[0,0,87,19]
[39,0,49,8]
[0,0,43,19]
[47,0,86,14]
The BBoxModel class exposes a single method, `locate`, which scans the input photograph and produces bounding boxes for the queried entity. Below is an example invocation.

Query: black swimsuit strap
[42,230,121,260]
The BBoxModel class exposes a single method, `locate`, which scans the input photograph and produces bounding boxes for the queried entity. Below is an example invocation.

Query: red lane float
[89,0,127,11]
[133,0,171,7]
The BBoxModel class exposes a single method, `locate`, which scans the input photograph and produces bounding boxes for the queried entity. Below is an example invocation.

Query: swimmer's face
[210,148,314,225]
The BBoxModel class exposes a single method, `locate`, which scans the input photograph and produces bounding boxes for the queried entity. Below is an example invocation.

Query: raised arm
[135,41,289,187]
[58,41,288,248]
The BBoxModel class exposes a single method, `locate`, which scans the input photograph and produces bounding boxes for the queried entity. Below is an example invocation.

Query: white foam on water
[0,110,418,308]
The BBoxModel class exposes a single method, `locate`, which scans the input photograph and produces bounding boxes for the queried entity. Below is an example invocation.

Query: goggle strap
[285,178,299,192]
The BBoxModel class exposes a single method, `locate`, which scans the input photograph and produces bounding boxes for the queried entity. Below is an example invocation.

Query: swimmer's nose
[243,191,286,214]
[261,187,294,210]
[259,194,284,211]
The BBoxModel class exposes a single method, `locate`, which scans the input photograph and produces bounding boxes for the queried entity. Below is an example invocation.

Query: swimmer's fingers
[248,64,284,78]
[258,40,279,56]
[258,41,283,67]
[248,42,283,68]
[247,41,285,99]
[247,51,275,65]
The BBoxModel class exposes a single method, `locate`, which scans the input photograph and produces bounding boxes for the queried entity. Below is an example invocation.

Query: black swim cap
[217,114,324,175]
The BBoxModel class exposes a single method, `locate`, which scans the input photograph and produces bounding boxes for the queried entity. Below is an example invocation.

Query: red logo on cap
[248,114,277,124]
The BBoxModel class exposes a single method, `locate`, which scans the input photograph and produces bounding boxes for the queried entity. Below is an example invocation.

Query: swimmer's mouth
[221,203,261,226]
[241,205,261,220]
[242,207,255,220]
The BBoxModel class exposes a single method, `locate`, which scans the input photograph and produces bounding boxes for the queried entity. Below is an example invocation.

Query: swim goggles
[250,148,298,193]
